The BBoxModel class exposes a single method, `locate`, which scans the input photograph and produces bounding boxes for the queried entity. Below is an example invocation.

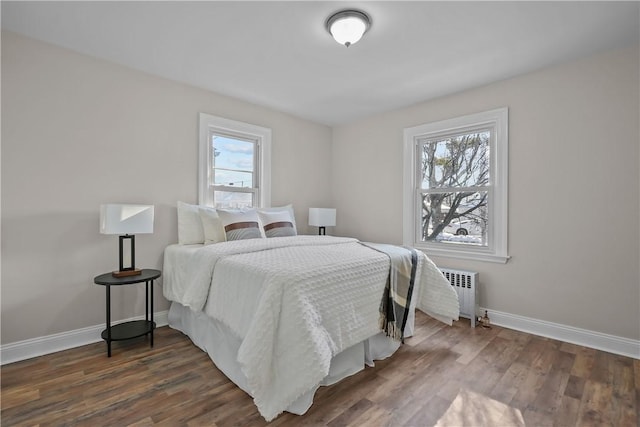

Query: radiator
[440,268,479,328]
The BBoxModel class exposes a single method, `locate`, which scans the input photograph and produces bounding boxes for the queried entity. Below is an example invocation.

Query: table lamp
[308,208,336,235]
[100,204,154,277]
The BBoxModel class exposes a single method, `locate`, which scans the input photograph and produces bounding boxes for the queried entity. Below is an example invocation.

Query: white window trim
[403,107,509,263]
[198,113,271,208]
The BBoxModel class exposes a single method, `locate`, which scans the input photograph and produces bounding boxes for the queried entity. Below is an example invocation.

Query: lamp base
[112,269,142,278]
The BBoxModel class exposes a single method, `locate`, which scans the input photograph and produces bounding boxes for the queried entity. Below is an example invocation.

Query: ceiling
[2,1,639,126]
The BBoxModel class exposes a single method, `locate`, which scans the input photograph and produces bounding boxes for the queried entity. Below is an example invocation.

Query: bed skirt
[168,301,414,416]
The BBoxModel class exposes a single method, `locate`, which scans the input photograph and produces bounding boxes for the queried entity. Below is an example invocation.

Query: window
[199,113,271,208]
[403,108,509,263]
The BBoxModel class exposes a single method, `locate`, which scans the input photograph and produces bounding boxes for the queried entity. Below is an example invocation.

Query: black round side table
[93,269,161,357]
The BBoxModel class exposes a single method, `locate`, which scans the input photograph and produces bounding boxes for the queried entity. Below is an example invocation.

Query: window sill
[416,246,510,264]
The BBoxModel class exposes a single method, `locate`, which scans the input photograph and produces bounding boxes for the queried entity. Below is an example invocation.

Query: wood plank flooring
[2,312,638,426]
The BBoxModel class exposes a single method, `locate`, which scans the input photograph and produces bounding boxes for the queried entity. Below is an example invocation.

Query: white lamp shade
[100,204,154,235]
[308,208,336,227]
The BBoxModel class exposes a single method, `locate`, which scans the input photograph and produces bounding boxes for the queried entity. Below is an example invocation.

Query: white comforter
[163,236,458,421]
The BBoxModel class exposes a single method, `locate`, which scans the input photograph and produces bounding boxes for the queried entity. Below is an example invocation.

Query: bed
[162,204,459,421]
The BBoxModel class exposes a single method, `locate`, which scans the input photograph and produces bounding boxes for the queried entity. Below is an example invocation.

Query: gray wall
[331,45,639,341]
[2,31,638,346]
[1,32,332,344]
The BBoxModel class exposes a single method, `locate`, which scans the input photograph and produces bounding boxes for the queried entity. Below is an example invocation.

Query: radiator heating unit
[440,268,479,328]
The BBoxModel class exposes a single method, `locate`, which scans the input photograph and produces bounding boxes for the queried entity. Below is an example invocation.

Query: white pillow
[199,207,226,244]
[177,201,204,244]
[217,209,264,241]
[258,204,297,234]
[257,210,297,238]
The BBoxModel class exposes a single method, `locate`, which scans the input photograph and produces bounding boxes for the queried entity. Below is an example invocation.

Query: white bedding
[163,235,459,421]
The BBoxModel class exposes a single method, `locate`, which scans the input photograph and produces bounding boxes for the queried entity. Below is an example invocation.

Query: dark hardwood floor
[2,311,638,426]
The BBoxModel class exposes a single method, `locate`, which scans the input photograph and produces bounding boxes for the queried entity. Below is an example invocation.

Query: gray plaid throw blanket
[361,243,418,342]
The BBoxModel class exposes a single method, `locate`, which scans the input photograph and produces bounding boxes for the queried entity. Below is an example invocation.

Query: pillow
[257,210,297,238]
[177,201,204,244]
[198,207,226,244]
[257,204,297,234]
[217,209,263,241]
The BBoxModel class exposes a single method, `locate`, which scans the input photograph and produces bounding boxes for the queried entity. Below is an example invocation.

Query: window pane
[212,134,255,187]
[419,131,490,189]
[420,191,488,247]
[214,170,253,188]
[213,191,253,209]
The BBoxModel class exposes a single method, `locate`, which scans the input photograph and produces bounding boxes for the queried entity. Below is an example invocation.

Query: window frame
[198,113,271,208]
[403,108,509,263]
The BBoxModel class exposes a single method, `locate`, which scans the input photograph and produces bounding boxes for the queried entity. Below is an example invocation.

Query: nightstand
[93,269,161,357]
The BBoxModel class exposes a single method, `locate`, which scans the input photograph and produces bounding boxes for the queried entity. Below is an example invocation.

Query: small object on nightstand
[100,204,154,277]
[308,208,336,235]
[94,269,161,357]
[480,310,491,328]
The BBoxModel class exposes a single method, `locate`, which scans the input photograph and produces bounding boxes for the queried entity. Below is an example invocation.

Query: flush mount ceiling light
[325,9,371,47]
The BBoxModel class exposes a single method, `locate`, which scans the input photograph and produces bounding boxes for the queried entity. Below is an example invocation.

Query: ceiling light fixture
[325,9,371,47]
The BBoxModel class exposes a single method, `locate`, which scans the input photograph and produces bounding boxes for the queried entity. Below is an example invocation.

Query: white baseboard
[3,308,638,364]
[1,310,169,365]
[482,307,640,360]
